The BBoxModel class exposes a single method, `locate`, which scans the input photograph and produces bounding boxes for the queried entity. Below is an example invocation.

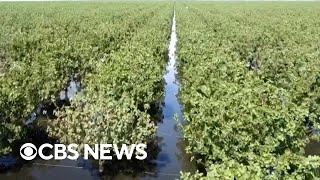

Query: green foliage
[45,3,171,166]
[0,122,24,156]
[176,3,320,179]
[0,2,171,158]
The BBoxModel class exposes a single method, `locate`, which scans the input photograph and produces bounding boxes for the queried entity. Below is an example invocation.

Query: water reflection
[141,9,196,179]
[2,8,320,179]
[306,140,320,156]
[0,158,98,180]
[0,10,196,179]
[24,77,82,126]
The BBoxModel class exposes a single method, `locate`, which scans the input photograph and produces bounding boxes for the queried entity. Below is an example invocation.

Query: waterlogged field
[0,2,173,177]
[0,1,320,180]
[176,2,320,179]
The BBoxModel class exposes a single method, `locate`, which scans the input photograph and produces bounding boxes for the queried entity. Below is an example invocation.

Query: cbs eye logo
[20,143,37,160]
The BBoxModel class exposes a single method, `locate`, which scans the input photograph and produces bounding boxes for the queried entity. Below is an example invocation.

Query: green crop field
[0,1,171,170]
[0,2,320,180]
[177,2,320,179]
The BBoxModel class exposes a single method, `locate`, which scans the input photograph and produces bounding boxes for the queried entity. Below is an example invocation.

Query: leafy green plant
[176,2,320,179]
[0,2,171,159]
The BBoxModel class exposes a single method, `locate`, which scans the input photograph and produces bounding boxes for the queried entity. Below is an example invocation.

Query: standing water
[141,9,196,179]
[0,9,196,180]
[3,7,318,180]
[111,8,196,179]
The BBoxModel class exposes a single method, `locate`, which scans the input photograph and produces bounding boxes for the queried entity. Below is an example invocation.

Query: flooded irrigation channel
[1,9,320,180]
[0,9,196,180]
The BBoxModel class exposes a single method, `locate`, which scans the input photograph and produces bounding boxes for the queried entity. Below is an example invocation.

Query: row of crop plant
[0,3,171,172]
[46,4,172,171]
[176,3,320,179]
[2,2,320,179]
